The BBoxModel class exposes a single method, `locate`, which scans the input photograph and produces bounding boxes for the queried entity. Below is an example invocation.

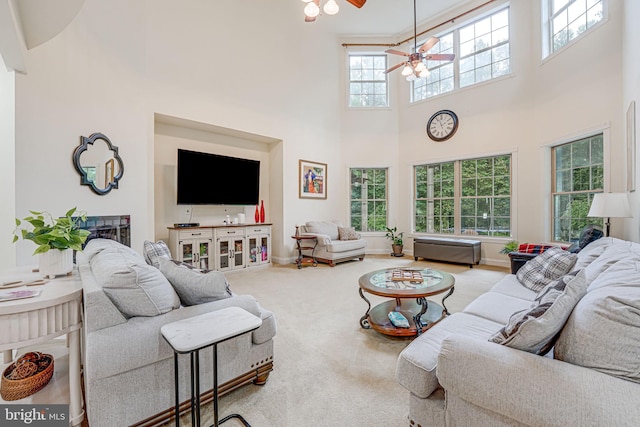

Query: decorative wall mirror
[73,132,124,195]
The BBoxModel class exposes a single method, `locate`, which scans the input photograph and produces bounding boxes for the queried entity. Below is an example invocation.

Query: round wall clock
[426,110,459,142]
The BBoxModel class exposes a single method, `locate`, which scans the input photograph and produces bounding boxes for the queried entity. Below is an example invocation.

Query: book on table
[0,289,42,302]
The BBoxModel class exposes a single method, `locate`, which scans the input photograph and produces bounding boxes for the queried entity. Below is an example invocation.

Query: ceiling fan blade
[346,0,367,8]
[384,62,406,74]
[385,49,410,57]
[418,37,440,53]
[423,53,456,61]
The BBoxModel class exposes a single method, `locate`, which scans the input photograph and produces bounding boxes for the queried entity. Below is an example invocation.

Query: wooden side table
[0,267,84,425]
[161,307,262,427]
[292,235,318,269]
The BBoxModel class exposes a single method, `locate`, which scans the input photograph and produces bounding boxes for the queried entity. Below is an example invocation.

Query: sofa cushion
[489,270,587,355]
[143,240,171,268]
[83,238,144,263]
[91,249,181,318]
[463,292,533,325]
[488,275,538,301]
[396,312,503,398]
[555,262,640,384]
[572,236,622,271]
[337,226,359,241]
[305,220,340,240]
[516,247,577,292]
[323,239,366,253]
[158,257,231,306]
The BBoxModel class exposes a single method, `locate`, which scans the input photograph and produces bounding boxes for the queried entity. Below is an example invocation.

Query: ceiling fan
[385,0,455,80]
[303,0,367,23]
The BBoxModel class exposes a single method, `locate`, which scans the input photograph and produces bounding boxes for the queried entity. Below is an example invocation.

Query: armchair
[299,220,366,267]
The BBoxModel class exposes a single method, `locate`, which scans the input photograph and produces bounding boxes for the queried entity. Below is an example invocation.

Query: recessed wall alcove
[153,113,284,260]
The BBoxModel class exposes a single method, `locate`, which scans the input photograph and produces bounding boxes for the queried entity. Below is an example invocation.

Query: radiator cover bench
[413,237,481,267]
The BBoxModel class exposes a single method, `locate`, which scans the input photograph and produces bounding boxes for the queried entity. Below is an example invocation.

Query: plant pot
[391,244,404,256]
[39,249,73,279]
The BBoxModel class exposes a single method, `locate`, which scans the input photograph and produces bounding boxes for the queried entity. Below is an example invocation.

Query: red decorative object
[259,200,265,223]
[254,205,260,223]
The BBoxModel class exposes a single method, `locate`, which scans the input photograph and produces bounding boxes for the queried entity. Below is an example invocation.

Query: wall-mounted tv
[177,149,260,205]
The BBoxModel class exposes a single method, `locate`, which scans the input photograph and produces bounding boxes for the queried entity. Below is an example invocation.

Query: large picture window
[546,0,604,55]
[552,134,604,242]
[348,54,388,108]
[414,154,512,236]
[350,168,388,231]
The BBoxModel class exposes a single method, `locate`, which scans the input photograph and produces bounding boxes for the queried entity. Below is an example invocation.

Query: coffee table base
[365,299,446,337]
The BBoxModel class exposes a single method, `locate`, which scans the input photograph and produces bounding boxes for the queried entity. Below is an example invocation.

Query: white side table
[161,306,262,427]
[0,267,84,426]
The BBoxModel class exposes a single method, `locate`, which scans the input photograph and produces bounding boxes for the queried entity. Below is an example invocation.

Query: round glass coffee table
[358,268,455,337]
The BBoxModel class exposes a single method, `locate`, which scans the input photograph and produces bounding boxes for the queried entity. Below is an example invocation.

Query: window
[414,154,512,236]
[350,168,388,231]
[551,134,604,242]
[348,54,388,108]
[459,8,510,88]
[547,0,604,54]
[460,156,511,236]
[412,7,510,102]
[412,33,455,101]
[415,162,455,234]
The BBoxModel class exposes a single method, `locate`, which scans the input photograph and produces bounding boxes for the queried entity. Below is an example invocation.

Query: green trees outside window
[350,168,388,232]
[552,134,604,242]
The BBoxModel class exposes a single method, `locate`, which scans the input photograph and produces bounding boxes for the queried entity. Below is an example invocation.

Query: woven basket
[1,352,54,401]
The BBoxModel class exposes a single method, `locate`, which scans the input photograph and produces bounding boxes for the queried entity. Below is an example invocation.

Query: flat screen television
[177,149,260,205]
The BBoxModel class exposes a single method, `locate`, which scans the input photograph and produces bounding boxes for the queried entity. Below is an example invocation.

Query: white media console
[167,224,271,272]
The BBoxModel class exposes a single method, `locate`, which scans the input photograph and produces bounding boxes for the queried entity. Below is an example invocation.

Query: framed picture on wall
[299,159,327,199]
[627,101,636,192]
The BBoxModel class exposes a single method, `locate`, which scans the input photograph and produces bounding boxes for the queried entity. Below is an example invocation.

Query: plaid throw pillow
[490,270,587,355]
[516,247,577,292]
[143,240,171,269]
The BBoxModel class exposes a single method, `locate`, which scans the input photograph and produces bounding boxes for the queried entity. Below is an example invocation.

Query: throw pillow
[90,249,181,318]
[489,269,587,355]
[516,247,577,292]
[143,240,171,269]
[158,257,232,306]
[337,226,359,241]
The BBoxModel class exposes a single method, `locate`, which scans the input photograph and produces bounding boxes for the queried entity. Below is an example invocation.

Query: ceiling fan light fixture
[324,0,340,15]
[304,2,320,17]
[418,69,429,78]
[414,62,426,72]
[401,64,413,76]
[406,74,417,81]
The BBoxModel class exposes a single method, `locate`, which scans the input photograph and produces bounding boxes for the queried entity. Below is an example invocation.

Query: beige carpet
[169,255,508,427]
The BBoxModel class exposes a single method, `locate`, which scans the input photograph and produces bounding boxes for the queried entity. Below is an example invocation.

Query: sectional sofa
[78,239,277,426]
[396,237,640,426]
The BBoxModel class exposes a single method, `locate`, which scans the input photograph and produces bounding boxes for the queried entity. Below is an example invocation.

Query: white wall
[623,0,640,242]
[0,53,16,269]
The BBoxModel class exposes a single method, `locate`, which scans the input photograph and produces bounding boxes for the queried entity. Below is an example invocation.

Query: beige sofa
[79,239,276,427]
[396,237,640,426]
[299,220,366,266]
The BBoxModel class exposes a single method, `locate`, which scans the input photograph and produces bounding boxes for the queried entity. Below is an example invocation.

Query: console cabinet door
[215,228,246,271]
[246,226,271,267]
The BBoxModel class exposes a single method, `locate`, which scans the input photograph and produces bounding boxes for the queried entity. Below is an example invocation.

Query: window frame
[542,0,607,59]
[349,167,389,232]
[550,133,605,243]
[347,53,390,109]
[413,152,514,238]
[411,5,511,103]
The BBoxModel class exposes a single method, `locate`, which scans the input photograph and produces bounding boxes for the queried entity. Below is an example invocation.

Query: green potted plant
[385,226,405,257]
[13,207,91,278]
[499,240,519,255]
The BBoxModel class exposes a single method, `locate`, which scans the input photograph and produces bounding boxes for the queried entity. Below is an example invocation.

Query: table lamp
[587,192,633,236]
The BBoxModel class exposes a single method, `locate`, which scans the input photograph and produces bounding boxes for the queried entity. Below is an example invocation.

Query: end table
[161,307,262,427]
[292,235,318,269]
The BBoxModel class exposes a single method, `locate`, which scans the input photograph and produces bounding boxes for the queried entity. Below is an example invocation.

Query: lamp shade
[587,193,633,218]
